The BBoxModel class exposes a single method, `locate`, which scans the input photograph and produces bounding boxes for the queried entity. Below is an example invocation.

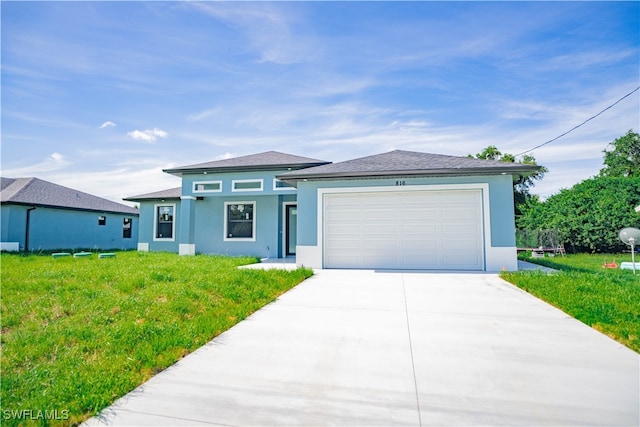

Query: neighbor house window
[273,178,295,191]
[193,181,222,193]
[232,179,263,192]
[123,218,132,239]
[98,216,106,226]
[155,204,175,240]
[224,202,255,241]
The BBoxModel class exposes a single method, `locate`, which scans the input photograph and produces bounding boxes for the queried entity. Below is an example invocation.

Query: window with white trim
[224,202,256,241]
[193,181,222,193]
[273,178,295,191]
[155,204,175,240]
[232,179,263,192]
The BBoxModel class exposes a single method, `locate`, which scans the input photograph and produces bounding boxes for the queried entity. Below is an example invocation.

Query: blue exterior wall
[137,200,182,253]
[139,169,298,258]
[1,204,139,251]
[191,194,295,258]
[295,174,516,247]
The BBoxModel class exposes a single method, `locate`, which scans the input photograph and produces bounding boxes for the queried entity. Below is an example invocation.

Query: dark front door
[285,204,297,256]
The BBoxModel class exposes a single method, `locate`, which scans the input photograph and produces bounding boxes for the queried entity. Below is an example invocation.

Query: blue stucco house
[1,177,139,252]
[127,150,538,271]
[125,152,330,258]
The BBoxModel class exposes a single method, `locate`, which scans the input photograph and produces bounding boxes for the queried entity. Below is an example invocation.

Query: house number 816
[395,180,406,186]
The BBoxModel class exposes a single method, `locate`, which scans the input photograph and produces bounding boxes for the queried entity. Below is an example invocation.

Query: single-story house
[1,177,139,251]
[127,150,539,271]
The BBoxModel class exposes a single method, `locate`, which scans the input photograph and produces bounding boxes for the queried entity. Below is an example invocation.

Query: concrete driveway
[85,270,639,426]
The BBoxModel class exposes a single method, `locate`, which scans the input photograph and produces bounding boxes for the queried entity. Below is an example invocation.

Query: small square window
[98,216,106,226]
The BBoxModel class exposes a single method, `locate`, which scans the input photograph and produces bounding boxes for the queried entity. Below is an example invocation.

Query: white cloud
[191,2,319,65]
[99,121,116,129]
[127,128,168,143]
[2,152,71,177]
[43,165,181,206]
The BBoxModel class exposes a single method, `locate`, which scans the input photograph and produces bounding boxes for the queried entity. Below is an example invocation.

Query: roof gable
[164,151,331,176]
[0,177,139,215]
[279,150,540,180]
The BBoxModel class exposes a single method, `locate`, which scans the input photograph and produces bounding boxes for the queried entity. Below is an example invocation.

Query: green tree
[600,129,640,178]
[517,176,640,253]
[469,146,547,217]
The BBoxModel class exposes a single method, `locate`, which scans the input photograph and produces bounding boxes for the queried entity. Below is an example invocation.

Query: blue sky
[2,1,638,204]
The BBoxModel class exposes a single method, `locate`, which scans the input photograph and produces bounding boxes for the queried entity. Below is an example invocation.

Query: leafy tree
[517,176,640,253]
[600,130,640,178]
[469,146,547,217]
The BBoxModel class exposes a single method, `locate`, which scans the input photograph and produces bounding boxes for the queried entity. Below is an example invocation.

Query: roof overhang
[164,162,330,177]
[277,166,540,183]
[0,201,139,215]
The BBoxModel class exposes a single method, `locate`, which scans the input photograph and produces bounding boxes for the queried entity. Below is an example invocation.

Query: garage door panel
[361,241,399,252]
[441,209,478,220]
[401,238,439,251]
[324,190,484,270]
[403,210,438,221]
[400,224,438,235]
[442,239,481,251]
[441,224,480,235]
[441,255,483,268]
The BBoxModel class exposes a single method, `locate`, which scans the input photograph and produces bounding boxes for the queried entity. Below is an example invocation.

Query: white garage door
[323,189,484,270]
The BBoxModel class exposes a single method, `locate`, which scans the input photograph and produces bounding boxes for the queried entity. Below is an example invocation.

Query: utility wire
[514,86,640,156]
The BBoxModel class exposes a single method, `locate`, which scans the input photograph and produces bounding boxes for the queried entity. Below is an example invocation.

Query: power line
[514,86,640,156]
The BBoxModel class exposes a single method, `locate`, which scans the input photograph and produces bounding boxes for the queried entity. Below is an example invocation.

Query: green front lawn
[501,253,640,353]
[0,252,312,426]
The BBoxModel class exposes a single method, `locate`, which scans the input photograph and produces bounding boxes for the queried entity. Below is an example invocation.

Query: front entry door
[285,204,297,256]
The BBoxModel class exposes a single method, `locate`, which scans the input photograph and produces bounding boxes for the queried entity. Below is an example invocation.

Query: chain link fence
[516,229,564,249]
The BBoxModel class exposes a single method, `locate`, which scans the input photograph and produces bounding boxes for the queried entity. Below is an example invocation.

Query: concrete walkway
[85,270,639,426]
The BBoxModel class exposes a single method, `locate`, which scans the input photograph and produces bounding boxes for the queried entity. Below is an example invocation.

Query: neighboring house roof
[279,150,541,181]
[163,151,331,176]
[124,187,182,202]
[0,177,139,215]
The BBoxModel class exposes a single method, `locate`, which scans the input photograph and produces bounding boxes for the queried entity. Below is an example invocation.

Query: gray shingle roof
[124,187,182,202]
[1,177,139,215]
[279,150,540,180]
[164,151,331,176]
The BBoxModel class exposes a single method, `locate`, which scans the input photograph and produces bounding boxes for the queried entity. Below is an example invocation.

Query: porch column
[179,196,196,255]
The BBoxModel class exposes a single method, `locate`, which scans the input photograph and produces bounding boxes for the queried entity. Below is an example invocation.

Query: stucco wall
[295,174,517,270]
[296,174,516,247]
[1,204,138,251]
[138,177,297,259]
[137,200,182,253]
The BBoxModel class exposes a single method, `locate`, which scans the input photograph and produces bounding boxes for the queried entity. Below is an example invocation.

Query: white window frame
[273,178,296,191]
[224,201,256,242]
[153,203,176,242]
[192,180,222,193]
[232,179,263,192]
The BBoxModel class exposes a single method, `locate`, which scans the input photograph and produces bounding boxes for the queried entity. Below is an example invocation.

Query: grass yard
[0,251,312,426]
[501,253,640,353]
